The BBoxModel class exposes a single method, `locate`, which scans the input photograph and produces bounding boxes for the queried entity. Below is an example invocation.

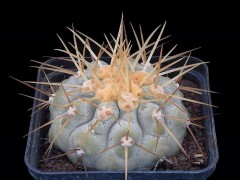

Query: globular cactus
[48,59,189,171]
[12,16,214,179]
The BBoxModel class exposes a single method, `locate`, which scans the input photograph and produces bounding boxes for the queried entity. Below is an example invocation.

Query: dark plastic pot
[25,56,218,180]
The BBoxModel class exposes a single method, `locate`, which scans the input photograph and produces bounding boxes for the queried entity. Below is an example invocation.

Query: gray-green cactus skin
[48,61,190,171]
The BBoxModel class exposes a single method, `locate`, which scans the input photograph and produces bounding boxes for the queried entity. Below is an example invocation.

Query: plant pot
[24,56,218,180]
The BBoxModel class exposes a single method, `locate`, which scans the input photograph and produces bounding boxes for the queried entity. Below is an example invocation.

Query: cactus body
[48,60,189,171]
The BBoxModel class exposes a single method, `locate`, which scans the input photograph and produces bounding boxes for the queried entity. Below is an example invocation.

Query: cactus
[12,16,216,179]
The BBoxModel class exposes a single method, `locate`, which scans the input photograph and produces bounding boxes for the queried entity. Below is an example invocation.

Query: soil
[39,79,207,172]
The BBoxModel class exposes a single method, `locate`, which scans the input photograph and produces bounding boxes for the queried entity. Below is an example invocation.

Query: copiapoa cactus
[12,16,216,180]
